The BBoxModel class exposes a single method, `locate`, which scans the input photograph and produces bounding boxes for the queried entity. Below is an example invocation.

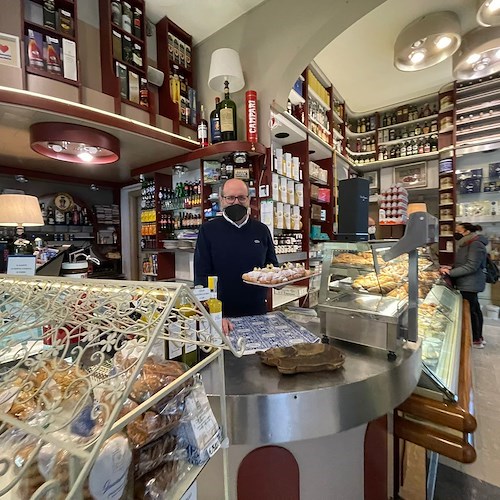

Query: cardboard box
[311,185,319,200]
[287,180,295,206]
[292,156,300,181]
[116,62,128,99]
[318,188,331,203]
[311,204,322,220]
[128,71,139,104]
[295,183,304,207]
[275,148,283,175]
[283,204,291,229]
[45,36,62,75]
[62,38,77,80]
[112,30,122,61]
[284,152,292,178]
[275,202,284,229]
[280,177,288,203]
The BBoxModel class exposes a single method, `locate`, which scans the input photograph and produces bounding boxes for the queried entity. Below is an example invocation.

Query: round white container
[483,304,500,319]
[61,261,88,279]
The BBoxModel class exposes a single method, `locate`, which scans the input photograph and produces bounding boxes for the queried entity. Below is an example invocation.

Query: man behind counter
[194,178,278,332]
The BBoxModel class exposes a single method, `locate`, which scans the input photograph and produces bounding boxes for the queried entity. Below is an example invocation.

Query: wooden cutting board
[258,342,345,375]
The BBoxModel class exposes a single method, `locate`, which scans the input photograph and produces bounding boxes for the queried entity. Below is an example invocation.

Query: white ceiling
[145,0,268,44]
[147,0,481,113]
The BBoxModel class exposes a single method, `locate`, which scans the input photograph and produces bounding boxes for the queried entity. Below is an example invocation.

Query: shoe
[473,341,484,349]
[481,337,487,345]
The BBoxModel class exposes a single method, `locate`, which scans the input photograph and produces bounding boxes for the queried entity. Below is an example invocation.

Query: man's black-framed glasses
[222,195,249,203]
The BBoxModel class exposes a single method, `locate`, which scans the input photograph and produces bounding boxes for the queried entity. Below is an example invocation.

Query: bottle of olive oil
[177,293,198,367]
[207,276,223,347]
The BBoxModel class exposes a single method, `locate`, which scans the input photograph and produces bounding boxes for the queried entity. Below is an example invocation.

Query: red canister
[245,90,258,143]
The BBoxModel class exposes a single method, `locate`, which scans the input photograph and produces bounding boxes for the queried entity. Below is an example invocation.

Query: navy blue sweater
[194,217,278,317]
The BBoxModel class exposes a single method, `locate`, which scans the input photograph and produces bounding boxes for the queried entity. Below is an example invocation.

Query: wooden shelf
[378,114,438,131]
[25,20,76,42]
[26,65,80,86]
[344,128,376,138]
[110,22,145,45]
[113,57,146,75]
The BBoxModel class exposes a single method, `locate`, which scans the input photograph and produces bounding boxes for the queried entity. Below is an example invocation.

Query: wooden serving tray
[258,342,345,375]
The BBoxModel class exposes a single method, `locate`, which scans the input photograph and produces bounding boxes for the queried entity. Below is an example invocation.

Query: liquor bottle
[43,0,56,29]
[139,78,149,108]
[197,104,209,147]
[219,80,237,141]
[40,203,47,224]
[210,97,222,144]
[72,205,79,225]
[47,206,55,225]
[55,207,65,225]
[203,276,223,355]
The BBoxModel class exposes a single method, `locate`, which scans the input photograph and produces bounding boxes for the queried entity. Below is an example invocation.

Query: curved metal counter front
[202,322,422,446]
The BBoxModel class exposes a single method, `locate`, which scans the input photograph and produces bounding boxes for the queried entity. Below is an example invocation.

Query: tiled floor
[437,321,500,492]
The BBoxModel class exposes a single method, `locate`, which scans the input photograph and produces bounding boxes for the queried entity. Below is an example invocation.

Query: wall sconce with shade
[0,194,44,254]
[394,11,461,71]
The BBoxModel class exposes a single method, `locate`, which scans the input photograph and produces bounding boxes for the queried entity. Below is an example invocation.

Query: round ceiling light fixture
[394,11,461,71]
[30,123,120,164]
[453,26,500,80]
[477,0,500,27]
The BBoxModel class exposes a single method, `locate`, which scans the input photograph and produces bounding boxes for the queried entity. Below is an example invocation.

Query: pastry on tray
[242,262,311,284]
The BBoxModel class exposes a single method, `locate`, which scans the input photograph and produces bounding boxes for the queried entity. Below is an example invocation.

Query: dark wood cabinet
[156,16,196,133]
[99,0,149,111]
[22,0,80,86]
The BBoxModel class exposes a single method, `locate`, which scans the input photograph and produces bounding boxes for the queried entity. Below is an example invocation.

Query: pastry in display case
[417,284,462,401]
[319,212,440,359]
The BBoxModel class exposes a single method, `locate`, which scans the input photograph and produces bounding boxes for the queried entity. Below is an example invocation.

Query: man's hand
[439,266,451,275]
[222,318,234,335]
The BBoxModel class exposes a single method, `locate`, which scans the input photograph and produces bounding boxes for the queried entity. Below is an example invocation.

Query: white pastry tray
[243,273,320,288]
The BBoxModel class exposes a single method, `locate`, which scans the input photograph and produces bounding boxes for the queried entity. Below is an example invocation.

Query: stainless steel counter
[202,320,422,446]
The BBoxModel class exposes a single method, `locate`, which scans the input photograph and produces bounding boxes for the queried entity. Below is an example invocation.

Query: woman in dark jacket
[441,223,487,348]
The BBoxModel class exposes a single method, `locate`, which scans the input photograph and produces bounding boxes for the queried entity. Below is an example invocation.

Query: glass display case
[418,283,462,401]
[318,240,409,359]
[317,237,440,359]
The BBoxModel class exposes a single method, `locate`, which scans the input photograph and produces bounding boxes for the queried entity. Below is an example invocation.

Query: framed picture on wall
[0,33,20,68]
[364,171,378,190]
[394,162,427,188]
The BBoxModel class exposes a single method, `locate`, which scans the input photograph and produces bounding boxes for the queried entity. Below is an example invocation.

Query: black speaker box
[337,178,370,241]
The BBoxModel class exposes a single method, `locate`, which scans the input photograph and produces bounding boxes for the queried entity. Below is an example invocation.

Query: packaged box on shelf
[292,157,300,180]
[295,183,304,207]
[311,204,322,220]
[319,168,328,183]
[311,184,319,200]
[311,225,321,239]
[293,77,303,97]
[275,202,284,229]
[284,204,291,229]
[280,177,288,202]
[309,161,320,179]
[287,180,295,205]
[291,206,301,230]
[318,188,331,202]
[275,148,283,175]
[284,152,292,178]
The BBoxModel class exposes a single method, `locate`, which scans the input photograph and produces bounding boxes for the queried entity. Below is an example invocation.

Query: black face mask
[454,232,463,241]
[224,204,248,223]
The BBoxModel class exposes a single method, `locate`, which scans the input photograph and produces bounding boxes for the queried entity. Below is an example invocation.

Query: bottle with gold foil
[175,292,198,367]
[206,276,223,347]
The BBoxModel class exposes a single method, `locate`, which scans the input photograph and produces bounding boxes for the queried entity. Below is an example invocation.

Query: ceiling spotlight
[394,11,461,71]
[90,184,99,191]
[15,175,28,183]
[477,0,500,26]
[77,151,94,162]
[453,26,500,79]
[410,50,426,64]
[466,53,481,64]
[49,143,64,153]
[87,146,98,155]
[435,36,452,49]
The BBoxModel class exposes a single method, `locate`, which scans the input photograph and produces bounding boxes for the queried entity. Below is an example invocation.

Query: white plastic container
[484,305,500,319]
[61,261,88,279]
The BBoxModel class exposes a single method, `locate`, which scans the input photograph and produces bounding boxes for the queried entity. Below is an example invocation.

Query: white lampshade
[208,48,245,92]
[0,194,44,228]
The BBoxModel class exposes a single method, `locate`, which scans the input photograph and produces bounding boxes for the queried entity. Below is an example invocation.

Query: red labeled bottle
[197,104,209,147]
[245,90,258,143]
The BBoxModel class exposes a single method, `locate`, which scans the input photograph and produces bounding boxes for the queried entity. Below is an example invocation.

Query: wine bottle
[197,104,208,147]
[219,80,237,141]
[210,97,222,144]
